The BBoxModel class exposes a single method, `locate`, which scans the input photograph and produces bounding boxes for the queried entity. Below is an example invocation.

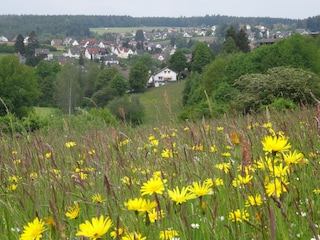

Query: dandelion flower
[232,174,253,187]
[188,181,213,198]
[65,202,80,219]
[283,150,304,166]
[228,209,249,222]
[92,193,105,204]
[265,178,288,198]
[313,189,320,194]
[140,177,166,196]
[44,216,55,228]
[159,229,179,240]
[161,149,173,158]
[65,141,76,148]
[122,232,146,240]
[124,198,157,215]
[148,209,164,223]
[261,135,291,154]
[168,186,196,204]
[215,162,232,173]
[110,227,126,239]
[19,217,46,240]
[245,194,263,207]
[76,215,113,240]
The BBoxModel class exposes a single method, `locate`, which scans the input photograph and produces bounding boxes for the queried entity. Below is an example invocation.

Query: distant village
[0,24,317,88]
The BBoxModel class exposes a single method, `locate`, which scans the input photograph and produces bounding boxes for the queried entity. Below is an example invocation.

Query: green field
[91,26,173,35]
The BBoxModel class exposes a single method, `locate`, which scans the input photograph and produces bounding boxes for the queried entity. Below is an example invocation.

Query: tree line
[0,14,308,42]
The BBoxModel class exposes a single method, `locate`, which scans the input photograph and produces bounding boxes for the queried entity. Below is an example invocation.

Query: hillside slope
[134,81,185,124]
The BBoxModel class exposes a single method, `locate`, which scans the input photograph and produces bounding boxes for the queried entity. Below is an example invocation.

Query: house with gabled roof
[51,39,62,46]
[148,67,177,87]
[35,48,53,60]
[84,47,100,59]
[63,47,81,59]
[104,55,119,66]
[113,47,135,59]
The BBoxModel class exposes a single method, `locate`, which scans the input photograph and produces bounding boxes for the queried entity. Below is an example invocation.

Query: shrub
[108,96,145,125]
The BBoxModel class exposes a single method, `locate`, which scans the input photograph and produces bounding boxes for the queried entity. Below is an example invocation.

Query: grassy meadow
[135,81,185,124]
[1,104,320,240]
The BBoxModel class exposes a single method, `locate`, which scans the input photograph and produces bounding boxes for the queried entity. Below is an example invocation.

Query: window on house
[159,77,163,80]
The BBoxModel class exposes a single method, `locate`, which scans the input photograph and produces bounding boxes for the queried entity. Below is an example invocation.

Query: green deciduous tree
[190,42,214,73]
[110,73,129,96]
[168,49,187,80]
[221,37,239,54]
[54,62,81,115]
[129,61,148,93]
[0,55,40,118]
[35,60,61,107]
[202,56,230,96]
[94,67,119,92]
[232,66,320,113]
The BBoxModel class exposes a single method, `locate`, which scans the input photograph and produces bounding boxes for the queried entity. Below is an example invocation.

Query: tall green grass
[0,106,319,239]
[135,81,185,124]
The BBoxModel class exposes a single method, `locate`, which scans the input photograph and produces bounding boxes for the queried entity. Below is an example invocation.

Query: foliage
[135,29,145,42]
[0,44,14,53]
[236,28,251,53]
[190,42,214,73]
[263,98,296,111]
[129,61,149,93]
[306,15,320,31]
[91,87,118,107]
[108,96,145,125]
[182,72,203,106]
[14,34,25,54]
[54,62,82,115]
[221,37,239,54]
[35,61,61,107]
[25,31,41,67]
[0,15,299,41]
[110,73,129,96]
[94,67,119,91]
[168,49,187,80]
[0,55,41,118]
[87,107,118,126]
[232,66,320,113]
[201,56,230,95]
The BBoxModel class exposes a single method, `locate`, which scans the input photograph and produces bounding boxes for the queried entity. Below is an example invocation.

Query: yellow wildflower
[140,177,166,195]
[228,209,249,222]
[19,217,46,240]
[76,215,113,240]
[66,202,80,219]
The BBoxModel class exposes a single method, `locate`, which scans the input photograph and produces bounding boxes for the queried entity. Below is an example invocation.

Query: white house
[148,67,177,87]
[63,47,81,59]
[0,36,8,42]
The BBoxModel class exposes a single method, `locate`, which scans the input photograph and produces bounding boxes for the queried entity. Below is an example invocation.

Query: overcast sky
[1,0,319,19]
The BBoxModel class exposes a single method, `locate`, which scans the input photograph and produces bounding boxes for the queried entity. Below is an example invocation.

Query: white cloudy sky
[1,0,319,19]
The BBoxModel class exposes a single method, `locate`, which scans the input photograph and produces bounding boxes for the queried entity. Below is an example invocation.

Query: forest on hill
[0,14,316,41]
